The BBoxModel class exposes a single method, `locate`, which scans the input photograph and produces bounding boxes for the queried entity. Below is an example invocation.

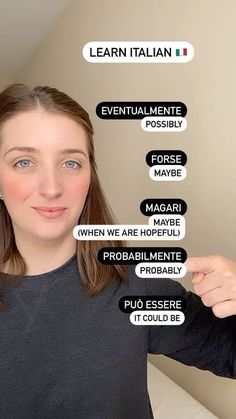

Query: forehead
[0,110,88,150]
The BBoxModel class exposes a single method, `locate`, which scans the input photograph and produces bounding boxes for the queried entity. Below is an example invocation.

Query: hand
[185,255,236,318]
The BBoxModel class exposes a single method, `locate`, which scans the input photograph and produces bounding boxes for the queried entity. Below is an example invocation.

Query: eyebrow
[4,146,88,158]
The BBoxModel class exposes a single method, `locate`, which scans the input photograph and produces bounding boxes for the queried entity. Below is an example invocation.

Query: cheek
[3,178,33,202]
[67,174,90,203]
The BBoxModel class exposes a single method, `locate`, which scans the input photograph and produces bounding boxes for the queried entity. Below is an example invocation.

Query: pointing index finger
[184,256,215,274]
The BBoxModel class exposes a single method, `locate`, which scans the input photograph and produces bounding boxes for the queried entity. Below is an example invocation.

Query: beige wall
[16,0,236,417]
[0,78,13,90]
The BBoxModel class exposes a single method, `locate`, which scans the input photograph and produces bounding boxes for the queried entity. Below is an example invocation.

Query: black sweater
[0,253,235,418]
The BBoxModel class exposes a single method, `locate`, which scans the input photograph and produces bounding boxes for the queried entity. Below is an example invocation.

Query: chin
[32,227,68,241]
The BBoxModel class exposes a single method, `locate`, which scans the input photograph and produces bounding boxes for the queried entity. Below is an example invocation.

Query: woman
[0,83,235,419]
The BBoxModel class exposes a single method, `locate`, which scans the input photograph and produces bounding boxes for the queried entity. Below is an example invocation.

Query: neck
[5,230,77,276]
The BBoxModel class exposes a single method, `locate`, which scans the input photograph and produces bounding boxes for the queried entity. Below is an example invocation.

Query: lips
[32,207,67,220]
[32,207,67,211]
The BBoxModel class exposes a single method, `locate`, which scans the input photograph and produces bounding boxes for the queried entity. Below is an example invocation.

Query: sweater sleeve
[146,277,236,379]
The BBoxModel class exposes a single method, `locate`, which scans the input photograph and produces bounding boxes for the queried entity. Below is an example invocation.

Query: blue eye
[64,160,81,169]
[15,159,32,168]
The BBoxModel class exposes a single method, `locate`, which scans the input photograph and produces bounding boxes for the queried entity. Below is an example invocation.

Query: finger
[212,300,236,318]
[200,287,232,307]
[192,272,205,284]
[192,271,224,295]
[185,256,215,274]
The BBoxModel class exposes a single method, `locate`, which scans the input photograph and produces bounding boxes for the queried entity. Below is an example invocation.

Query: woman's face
[0,109,91,244]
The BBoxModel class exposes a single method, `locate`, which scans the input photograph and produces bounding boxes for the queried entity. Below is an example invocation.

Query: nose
[38,168,63,198]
